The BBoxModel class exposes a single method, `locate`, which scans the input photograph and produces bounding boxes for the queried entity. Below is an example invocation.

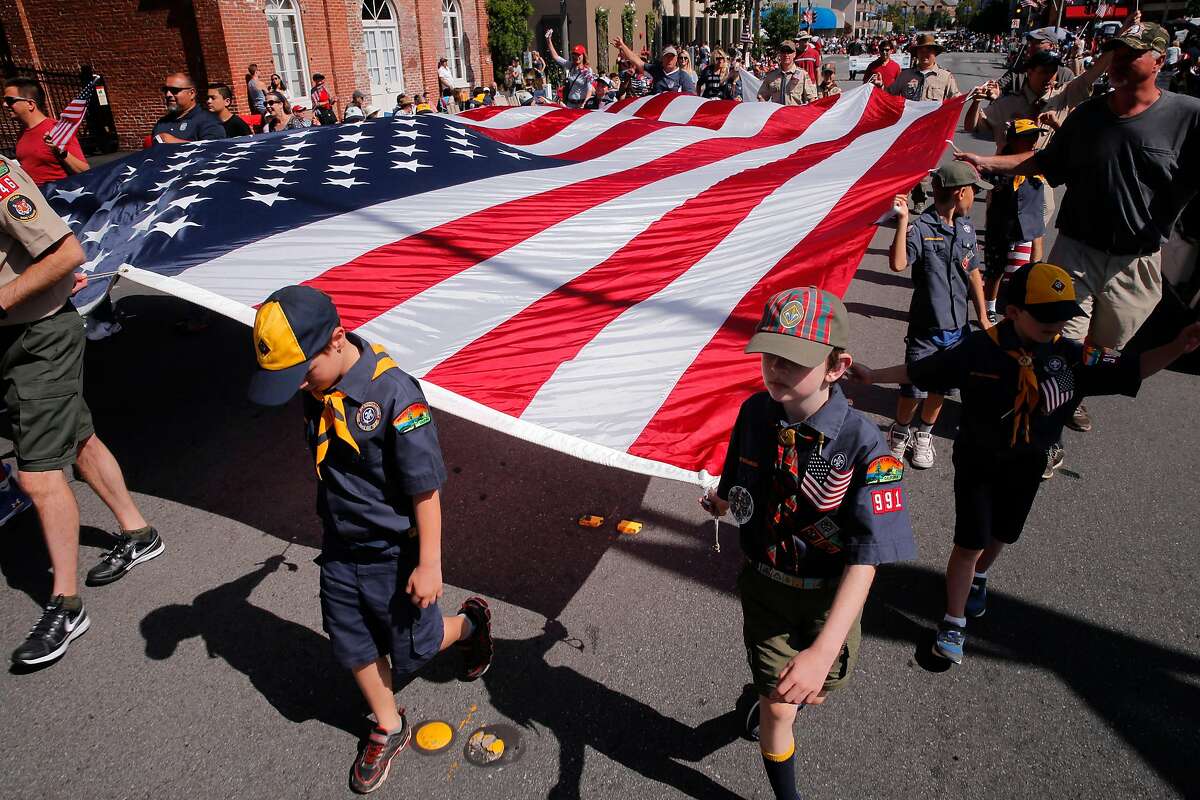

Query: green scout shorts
[0,305,94,472]
[738,563,862,698]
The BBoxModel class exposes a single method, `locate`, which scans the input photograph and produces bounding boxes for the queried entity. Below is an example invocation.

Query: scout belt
[748,559,835,590]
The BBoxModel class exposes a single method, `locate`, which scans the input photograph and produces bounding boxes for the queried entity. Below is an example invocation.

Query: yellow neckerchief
[311,343,399,477]
[986,325,1041,445]
[1011,174,1046,190]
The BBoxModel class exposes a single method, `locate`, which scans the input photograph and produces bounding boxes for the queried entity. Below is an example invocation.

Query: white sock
[974,571,988,580]
[944,613,967,628]
[458,612,475,639]
[986,299,996,313]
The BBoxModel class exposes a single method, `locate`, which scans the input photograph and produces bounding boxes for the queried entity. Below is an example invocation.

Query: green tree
[702,0,751,16]
[596,7,611,71]
[760,6,798,50]
[622,1,637,43]
[646,10,658,49]
[486,0,534,68]
[956,0,977,28]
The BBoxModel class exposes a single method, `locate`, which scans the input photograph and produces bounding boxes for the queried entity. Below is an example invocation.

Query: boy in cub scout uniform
[852,263,1200,665]
[248,286,495,795]
[703,287,917,800]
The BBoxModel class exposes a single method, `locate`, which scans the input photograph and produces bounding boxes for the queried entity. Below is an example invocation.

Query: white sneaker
[887,423,911,459]
[911,430,936,469]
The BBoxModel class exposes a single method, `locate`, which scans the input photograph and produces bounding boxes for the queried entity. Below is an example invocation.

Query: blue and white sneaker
[965,577,988,619]
[933,621,966,664]
[0,463,33,527]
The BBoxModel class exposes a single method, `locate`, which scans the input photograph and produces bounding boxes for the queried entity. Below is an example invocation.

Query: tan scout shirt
[0,156,73,326]
[758,68,817,106]
[888,65,959,102]
[978,75,1093,151]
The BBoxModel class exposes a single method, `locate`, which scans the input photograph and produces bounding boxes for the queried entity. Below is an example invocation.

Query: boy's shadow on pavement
[140,554,364,737]
[864,565,1200,796]
[421,619,744,800]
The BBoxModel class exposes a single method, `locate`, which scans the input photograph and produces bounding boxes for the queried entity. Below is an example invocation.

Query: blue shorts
[902,327,965,400]
[319,548,444,678]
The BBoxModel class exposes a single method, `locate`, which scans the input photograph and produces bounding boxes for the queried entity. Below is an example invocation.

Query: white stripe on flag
[358,90,875,376]
[656,94,710,124]
[519,100,940,447]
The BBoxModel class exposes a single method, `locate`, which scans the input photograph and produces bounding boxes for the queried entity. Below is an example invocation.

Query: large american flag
[47,75,100,151]
[46,86,960,483]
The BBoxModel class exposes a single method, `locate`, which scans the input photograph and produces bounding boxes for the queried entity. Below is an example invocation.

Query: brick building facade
[0,0,493,149]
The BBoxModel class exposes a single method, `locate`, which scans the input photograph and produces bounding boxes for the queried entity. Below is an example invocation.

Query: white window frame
[266,0,312,99]
[362,0,406,91]
[442,0,467,81]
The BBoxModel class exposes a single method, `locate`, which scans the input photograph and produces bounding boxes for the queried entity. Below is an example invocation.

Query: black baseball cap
[1006,262,1086,323]
[248,285,341,405]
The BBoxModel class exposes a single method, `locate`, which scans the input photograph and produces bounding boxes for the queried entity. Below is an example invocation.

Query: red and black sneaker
[457,596,494,681]
[349,713,410,794]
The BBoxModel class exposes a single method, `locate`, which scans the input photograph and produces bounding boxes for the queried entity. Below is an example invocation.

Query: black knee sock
[761,741,802,800]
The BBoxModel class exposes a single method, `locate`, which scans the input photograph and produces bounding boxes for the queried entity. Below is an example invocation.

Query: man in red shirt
[2,78,88,186]
[863,40,901,89]
[795,32,821,83]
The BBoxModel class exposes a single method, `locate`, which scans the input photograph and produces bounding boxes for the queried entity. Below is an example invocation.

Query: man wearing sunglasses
[152,73,224,144]
[2,77,89,186]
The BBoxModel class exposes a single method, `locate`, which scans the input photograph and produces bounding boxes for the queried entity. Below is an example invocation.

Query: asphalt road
[1,53,1197,800]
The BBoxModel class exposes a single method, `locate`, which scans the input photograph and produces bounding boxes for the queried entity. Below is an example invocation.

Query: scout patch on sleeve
[0,162,10,178]
[1081,345,1119,367]
[6,194,37,222]
[864,455,904,485]
[0,174,18,199]
[393,402,432,435]
[870,487,904,515]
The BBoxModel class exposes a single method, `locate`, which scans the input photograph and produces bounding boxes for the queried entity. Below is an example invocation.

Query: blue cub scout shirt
[906,207,980,333]
[303,333,447,552]
[716,385,917,579]
[907,322,1143,453]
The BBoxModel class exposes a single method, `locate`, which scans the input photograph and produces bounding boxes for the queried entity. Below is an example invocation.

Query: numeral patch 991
[870,487,904,515]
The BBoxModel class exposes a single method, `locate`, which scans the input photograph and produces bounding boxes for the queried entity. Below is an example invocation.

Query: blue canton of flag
[40,114,559,313]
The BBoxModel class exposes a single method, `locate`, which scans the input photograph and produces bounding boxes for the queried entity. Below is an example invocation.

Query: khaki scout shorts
[1049,233,1162,349]
[0,305,94,472]
[738,563,862,698]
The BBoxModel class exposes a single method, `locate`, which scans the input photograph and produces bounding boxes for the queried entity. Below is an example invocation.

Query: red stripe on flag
[631,92,684,120]
[684,100,740,130]
[626,98,964,474]
[468,108,589,146]
[303,103,840,329]
[456,106,513,122]
[422,93,902,416]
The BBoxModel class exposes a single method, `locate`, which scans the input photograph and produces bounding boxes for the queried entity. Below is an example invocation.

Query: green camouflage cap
[1102,22,1169,55]
[931,161,992,192]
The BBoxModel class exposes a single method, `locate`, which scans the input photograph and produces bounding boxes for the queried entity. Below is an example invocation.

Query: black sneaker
[86,528,164,586]
[457,596,494,681]
[11,596,90,666]
[349,715,410,794]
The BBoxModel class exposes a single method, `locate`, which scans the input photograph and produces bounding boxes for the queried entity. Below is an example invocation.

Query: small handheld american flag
[46,75,100,151]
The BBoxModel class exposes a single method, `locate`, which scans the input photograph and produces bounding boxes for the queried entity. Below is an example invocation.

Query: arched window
[362,0,405,106]
[266,0,311,95]
[442,0,466,81]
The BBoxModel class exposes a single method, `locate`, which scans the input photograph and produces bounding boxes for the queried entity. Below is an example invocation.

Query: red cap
[572,44,586,55]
